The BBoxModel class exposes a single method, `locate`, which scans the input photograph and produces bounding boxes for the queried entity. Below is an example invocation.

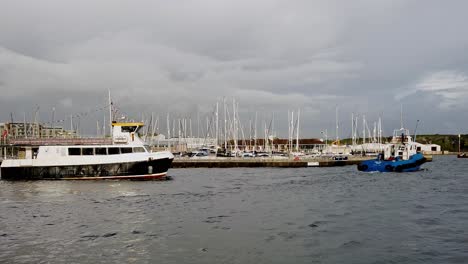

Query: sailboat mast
[166,113,170,150]
[296,109,300,152]
[216,101,219,147]
[254,111,257,151]
[363,115,366,144]
[108,89,113,139]
[335,106,339,143]
[223,97,227,150]
[351,113,354,146]
[459,134,461,154]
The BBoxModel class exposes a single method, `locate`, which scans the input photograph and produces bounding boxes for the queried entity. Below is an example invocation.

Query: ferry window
[68,148,81,156]
[120,147,133,154]
[121,126,137,133]
[95,148,107,155]
[133,147,146,153]
[82,148,94,155]
[108,148,120,155]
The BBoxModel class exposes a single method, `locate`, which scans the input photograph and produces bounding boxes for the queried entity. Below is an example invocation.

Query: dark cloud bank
[1,0,468,137]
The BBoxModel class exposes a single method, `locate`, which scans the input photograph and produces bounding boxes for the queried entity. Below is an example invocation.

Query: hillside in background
[415,134,467,152]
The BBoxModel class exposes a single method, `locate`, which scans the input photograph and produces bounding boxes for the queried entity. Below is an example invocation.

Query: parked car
[332,155,348,160]
[190,151,209,158]
[242,152,255,158]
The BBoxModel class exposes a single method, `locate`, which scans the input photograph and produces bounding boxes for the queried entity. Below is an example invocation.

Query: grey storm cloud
[1,0,468,137]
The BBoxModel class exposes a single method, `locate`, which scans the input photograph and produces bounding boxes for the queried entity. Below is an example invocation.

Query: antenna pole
[413,119,420,142]
[400,104,403,129]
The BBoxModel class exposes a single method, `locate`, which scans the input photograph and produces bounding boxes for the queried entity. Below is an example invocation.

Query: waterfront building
[0,122,76,140]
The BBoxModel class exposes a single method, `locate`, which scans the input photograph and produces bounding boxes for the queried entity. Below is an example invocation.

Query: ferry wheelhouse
[0,122,174,180]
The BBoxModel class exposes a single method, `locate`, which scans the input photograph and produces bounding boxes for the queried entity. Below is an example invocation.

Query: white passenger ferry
[0,122,174,180]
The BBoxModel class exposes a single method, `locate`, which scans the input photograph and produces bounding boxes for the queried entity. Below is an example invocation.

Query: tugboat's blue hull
[357,153,426,172]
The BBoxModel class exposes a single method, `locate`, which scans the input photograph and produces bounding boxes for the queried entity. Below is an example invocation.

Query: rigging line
[38,103,112,126]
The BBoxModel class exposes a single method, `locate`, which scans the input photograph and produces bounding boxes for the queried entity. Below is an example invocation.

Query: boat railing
[9,138,113,146]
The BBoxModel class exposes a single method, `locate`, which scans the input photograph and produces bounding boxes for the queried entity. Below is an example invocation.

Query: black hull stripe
[59,172,168,180]
[1,158,173,180]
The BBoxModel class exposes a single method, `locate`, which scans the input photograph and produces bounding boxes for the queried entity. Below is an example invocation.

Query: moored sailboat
[456,134,468,158]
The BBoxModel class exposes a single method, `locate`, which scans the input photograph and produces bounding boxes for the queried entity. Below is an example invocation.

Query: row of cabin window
[68,147,146,156]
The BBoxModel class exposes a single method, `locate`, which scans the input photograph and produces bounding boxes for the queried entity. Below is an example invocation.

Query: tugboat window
[82,148,94,155]
[108,148,120,155]
[95,148,107,155]
[68,148,81,156]
[120,147,133,154]
[133,147,146,153]
[121,126,137,132]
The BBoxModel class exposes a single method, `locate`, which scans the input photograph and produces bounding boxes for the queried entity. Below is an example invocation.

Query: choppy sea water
[1,155,467,264]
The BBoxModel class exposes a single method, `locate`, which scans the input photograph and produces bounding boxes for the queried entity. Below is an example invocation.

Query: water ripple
[1,156,467,263]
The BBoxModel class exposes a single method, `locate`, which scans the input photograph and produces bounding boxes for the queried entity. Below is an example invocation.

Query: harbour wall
[172,158,368,168]
[172,155,433,168]
[0,155,433,169]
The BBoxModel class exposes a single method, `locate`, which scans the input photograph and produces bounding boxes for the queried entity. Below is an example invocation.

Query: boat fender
[394,165,403,172]
[357,164,368,171]
[385,165,393,171]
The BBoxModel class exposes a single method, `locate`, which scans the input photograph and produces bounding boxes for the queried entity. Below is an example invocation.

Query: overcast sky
[1,0,468,138]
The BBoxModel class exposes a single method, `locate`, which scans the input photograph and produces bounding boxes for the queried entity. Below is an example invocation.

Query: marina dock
[172,155,433,168]
[172,157,370,168]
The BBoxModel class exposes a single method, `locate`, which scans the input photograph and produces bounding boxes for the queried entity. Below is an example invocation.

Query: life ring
[385,165,393,171]
[357,164,368,171]
[394,165,403,172]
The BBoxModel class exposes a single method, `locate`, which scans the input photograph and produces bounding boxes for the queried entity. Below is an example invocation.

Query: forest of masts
[138,98,303,153]
[6,99,388,152]
[137,101,387,153]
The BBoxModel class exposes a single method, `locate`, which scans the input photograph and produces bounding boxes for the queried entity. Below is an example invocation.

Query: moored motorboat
[0,122,174,180]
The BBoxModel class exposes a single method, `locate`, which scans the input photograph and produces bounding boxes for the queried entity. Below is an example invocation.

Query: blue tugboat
[357,128,427,172]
